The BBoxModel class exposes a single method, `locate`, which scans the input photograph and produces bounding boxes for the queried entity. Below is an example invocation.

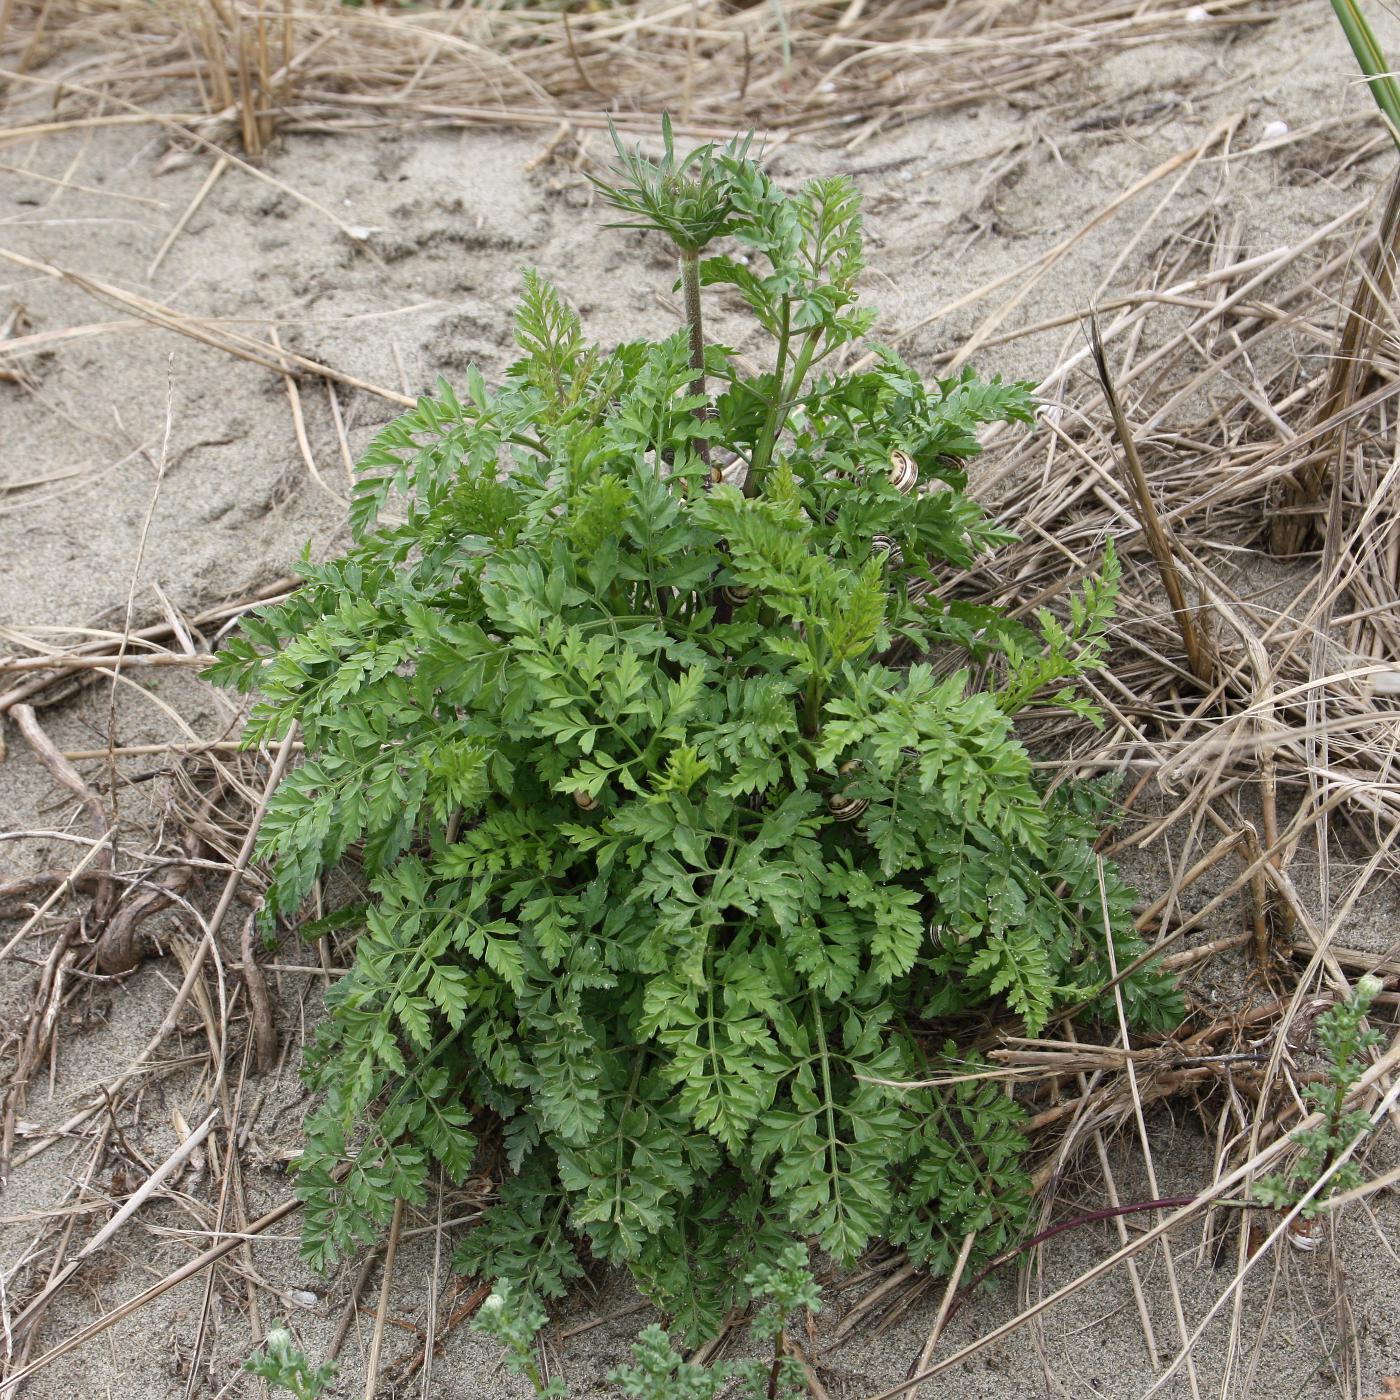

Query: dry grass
[2,1,1399,1397]
[3,0,1290,149]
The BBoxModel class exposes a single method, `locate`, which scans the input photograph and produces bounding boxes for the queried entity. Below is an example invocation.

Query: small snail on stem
[573,790,600,811]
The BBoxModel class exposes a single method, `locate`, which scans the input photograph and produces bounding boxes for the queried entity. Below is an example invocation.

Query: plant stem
[766,1316,787,1400]
[679,248,713,474]
[748,322,821,499]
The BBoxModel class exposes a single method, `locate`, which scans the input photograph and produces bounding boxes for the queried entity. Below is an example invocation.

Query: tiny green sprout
[740,1245,822,1400]
[606,1250,823,1400]
[607,1327,727,1400]
[472,1279,566,1397]
[1256,976,1385,1218]
[243,1323,335,1400]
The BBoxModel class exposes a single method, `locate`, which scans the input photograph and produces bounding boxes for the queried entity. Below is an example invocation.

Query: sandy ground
[3,3,1400,1396]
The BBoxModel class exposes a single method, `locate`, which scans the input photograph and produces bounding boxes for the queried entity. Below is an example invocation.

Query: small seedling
[474,1279,568,1398]
[243,1323,335,1400]
[1256,975,1384,1217]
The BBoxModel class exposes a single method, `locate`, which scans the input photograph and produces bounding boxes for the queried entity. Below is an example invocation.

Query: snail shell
[870,534,904,567]
[721,585,752,607]
[888,449,918,495]
[828,759,869,822]
[572,790,599,811]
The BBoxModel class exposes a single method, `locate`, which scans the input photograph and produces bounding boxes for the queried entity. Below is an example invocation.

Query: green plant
[475,1278,568,1398]
[1328,0,1400,149]
[243,1324,335,1399]
[1256,975,1384,1217]
[476,1246,821,1399]
[211,120,1181,1341]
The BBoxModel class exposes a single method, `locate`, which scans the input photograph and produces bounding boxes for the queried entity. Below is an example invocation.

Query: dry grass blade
[364,1196,405,1400]
[1272,166,1400,554]
[0,0,1288,143]
[1088,317,1215,686]
[0,1194,303,1394]
[146,153,229,279]
[0,247,412,407]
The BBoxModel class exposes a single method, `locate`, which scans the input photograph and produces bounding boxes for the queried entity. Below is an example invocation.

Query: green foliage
[610,1246,822,1400]
[214,122,1181,1344]
[476,1247,824,1400]
[591,114,751,254]
[1328,1,1400,151]
[243,1324,335,1400]
[475,1279,568,1398]
[1256,976,1384,1217]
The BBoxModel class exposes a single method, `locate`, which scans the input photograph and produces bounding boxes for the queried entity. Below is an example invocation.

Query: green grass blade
[1329,0,1400,149]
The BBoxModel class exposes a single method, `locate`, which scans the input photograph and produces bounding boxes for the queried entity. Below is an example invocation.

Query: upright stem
[765,1314,788,1400]
[680,249,705,393]
[679,248,714,476]
[748,321,820,500]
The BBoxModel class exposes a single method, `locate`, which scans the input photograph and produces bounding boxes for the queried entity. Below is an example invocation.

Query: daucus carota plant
[1256,975,1385,1217]
[211,120,1181,1340]
[243,1323,336,1400]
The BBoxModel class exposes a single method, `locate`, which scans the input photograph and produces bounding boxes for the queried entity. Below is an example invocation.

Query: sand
[3,3,1400,1396]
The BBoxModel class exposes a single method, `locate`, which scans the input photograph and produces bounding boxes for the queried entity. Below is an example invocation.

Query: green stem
[680,249,706,393]
[679,248,713,473]
[765,1313,788,1400]
[746,296,791,498]
[749,321,821,499]
[802,676,823,739]
[801,635,827,737]
[1330,0,1400,147]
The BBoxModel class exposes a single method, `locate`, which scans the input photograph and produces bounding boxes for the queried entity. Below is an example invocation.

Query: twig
[1087,317,1214,686]
[10,705,116,923]
[0,247,412,407]
[269,326,347,505]
[7,1110,219,1345]
[907,1229,975,1396]
[364,1196,404,1400]
[239,911,278,1072]
[0,1192,302,1394]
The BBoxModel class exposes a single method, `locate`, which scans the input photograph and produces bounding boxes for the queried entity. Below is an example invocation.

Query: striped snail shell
[888,448,918,495]
[870,534,904,567]
[572,790,599,811]
[721,585,752,607]
[827,759,869,823]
